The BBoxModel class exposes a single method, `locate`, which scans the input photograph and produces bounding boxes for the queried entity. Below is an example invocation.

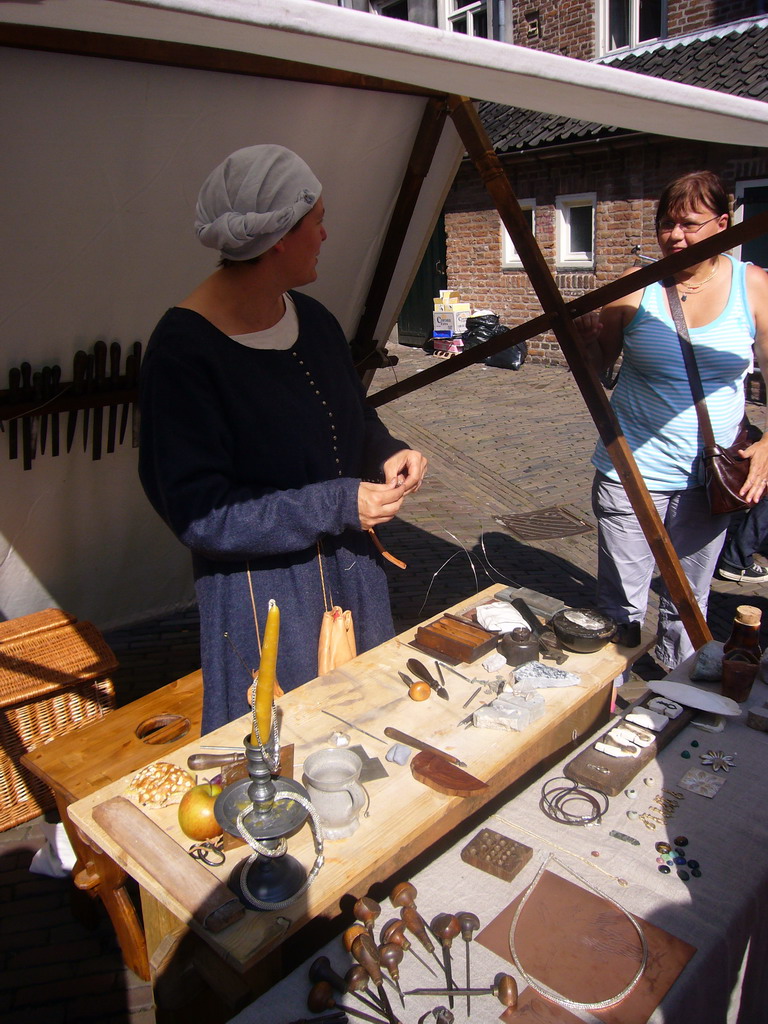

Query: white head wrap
[195,145,322,260]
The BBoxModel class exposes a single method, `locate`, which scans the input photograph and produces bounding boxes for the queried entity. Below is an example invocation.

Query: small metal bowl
[549,608,617,653]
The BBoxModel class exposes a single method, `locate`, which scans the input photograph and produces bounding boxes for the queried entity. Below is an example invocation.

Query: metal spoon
[406,658,449,700]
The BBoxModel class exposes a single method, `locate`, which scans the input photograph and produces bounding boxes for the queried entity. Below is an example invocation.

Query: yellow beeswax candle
[252,599,279,745]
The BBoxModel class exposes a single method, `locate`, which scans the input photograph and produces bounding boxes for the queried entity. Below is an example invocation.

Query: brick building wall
[508,0,761,59]
[444,140,768,365]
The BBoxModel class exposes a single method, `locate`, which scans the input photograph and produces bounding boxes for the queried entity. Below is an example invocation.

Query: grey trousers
[592,472,730,670]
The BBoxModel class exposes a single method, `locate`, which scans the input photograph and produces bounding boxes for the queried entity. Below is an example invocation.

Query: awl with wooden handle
[383,727,466,768]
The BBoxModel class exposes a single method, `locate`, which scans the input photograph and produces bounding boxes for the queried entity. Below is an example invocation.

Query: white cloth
[195,144,321,260]
[475,600,529,633]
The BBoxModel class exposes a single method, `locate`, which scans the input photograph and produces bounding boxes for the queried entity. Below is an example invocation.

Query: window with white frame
[735,178,768,270]
[439,0,490,38]
[597,0,665,55]
[556,194,596,268]
[501,202,536,268]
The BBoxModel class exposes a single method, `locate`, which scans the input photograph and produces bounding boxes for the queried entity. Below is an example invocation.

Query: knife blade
[50,364,61,456]
[40,366,52,455]
[107,341,121,453]
[7,367,20,460]
[119,350,133,446]
[67,350,88,453]
[383,727,466,768]
[129,341,142,447]
[20,362,33,470]
[82,351,94,453]
[92,340,107,460]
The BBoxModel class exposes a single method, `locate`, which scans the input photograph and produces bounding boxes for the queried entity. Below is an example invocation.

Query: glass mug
[302,747,367,840]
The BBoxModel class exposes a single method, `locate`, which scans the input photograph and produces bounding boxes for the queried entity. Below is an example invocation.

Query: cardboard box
[433,310,470,334]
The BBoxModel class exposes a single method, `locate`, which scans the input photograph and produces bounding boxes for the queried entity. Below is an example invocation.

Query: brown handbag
[666,281,751,515]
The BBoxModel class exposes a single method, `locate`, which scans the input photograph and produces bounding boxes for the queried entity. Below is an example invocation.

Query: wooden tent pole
[350,97,449,385]
[446,94,711,651]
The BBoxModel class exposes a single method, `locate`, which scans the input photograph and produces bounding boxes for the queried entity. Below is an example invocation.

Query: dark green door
[397,217,447,347]
[741,183,768,270]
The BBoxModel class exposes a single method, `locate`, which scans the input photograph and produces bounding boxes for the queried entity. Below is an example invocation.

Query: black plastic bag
[485,340,528,370]
[461,313,505,349]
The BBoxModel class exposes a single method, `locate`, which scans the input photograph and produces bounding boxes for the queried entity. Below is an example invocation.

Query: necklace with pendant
[678,256,719,301]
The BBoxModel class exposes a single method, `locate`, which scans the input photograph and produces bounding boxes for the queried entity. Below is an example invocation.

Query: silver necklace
[508,853,648,1011]
[677,256,719,301]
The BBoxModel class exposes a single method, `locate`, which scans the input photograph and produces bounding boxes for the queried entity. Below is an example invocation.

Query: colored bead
[687,859,699,869]
[681,750,691,759]
[691,868,702,878]
[625,787,638,799]
[674,836,689,846]
[677,869,690,881]
[626,809,639,820]
[658,865,671,874]
[656,856,665,865]
[674,856,687,865]
[591,851,600,858]
[655,841,671,854]
[690,740,699,748]
[675,847,686,857]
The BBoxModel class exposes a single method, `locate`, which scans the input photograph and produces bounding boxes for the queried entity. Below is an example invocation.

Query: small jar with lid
[721,604,762,703]
[499,627,539,667]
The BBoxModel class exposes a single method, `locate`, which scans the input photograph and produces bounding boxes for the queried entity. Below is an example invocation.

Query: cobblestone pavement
[3,344,767,1022]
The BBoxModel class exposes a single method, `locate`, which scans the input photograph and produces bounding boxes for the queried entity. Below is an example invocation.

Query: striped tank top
[592,255,756,490]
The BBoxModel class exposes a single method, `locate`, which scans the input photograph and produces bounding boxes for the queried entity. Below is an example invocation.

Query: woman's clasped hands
[358,448,427,529]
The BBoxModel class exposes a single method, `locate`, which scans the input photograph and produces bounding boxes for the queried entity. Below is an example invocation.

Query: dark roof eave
[462,128,649,164]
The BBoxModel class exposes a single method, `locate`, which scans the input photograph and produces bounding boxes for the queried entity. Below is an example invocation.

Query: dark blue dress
[139,291,407,732]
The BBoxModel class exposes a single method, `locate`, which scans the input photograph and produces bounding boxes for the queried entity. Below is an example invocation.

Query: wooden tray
[412,612,497,663]
[564,694,694,796]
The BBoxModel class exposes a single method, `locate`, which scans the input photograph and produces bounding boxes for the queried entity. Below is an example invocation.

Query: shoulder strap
[664,279,717,449]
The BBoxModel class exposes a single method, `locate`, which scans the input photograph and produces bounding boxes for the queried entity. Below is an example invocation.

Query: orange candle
[252,599,279,745]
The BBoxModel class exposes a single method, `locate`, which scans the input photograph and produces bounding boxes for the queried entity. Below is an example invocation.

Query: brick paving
[2,343,767,1022]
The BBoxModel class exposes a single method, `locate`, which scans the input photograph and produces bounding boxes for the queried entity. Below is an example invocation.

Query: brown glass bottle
[721,605,762,703]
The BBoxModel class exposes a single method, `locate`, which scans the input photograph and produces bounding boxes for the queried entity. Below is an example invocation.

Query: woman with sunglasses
[579,170,768,672]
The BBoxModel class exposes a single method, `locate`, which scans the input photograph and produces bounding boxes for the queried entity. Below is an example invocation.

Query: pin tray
[411,612,497,663]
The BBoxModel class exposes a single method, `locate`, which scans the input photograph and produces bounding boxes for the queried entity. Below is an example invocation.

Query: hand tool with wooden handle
[378,943,404,1007]
[310,956,383,1016]
[406,658,449,700]
[405,973,518,1010]
[354,896,381,935]
[429,913,461,1007]
[307,981,389,1024]
[383,727,465,767]
[351,932,399,1024]
[379,917,436,977]
[345,965,386,1014]
[400,905,445,974]
[187,751,246,771]
[456,910,480,1015]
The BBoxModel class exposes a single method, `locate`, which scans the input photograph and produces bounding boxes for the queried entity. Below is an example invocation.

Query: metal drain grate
[495,506,594,541]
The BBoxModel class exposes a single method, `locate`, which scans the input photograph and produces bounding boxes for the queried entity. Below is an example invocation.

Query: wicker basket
[0,613,118,831]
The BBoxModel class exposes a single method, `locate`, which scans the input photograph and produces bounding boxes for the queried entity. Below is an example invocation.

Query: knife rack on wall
[0,341,142,470]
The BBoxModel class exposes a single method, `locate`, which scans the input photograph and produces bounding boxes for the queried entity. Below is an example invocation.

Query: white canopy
[0,0,766,630]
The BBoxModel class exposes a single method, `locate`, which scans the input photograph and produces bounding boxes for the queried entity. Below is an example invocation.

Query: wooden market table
[66,586,649,1013]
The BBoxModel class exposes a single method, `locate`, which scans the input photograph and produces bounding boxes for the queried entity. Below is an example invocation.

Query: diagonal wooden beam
[350,97,449,383]
[445,95,713,651]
